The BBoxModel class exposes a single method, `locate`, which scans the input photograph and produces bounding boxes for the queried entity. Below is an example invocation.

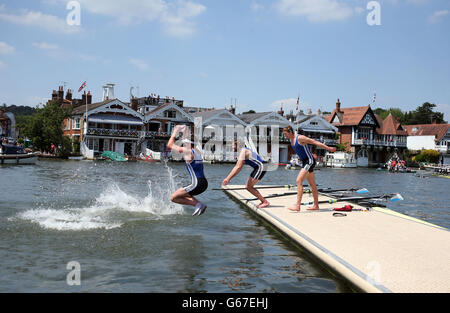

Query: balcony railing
[144,131,170,138]
[87,128,139,138]
[321,139,338,146]
[353,138,407,147]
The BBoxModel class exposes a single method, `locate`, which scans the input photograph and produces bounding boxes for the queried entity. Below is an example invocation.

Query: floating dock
[223,185,450,293]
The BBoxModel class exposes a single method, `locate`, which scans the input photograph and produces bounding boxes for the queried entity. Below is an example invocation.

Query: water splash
[13,164,185,231]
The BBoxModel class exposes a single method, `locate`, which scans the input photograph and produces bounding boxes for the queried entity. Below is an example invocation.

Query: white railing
[353,138,407,147]
[145,131,169,138]
[87,128,139,138]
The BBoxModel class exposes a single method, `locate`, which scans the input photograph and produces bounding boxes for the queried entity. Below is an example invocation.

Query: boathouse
[328,99,408,167]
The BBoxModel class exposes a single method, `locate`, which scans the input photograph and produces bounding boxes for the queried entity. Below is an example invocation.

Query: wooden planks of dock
[223,185,450,293]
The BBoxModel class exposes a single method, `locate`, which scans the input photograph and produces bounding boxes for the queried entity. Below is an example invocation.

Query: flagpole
[85,87,87,146]
[78,81,87,154]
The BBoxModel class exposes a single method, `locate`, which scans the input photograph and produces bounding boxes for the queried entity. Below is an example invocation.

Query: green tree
[413,149,441,164]
[374,107,404,120]
[23,101,72,157]
[404,102,446,124]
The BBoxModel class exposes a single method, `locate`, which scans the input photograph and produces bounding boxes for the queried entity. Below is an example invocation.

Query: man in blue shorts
[282,126,336,212]
[222,141,270,208]
[168,125,208,216]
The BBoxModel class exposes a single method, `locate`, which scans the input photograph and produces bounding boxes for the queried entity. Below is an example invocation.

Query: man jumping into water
[168,125,208,216]
[222,140,270,208]
[282,126,336,212]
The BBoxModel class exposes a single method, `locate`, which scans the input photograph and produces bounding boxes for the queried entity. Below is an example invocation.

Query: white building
[238,111,296,163]
[192,109,248,162]
[69,99,145,159]
[405,123,450,164]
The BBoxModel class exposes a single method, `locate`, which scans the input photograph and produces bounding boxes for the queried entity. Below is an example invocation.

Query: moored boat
[100,151,128,162]
[0,144,38,165]
[324,151,357,168]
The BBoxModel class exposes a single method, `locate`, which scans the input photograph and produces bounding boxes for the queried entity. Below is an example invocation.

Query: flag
[78,81,87,93]
[296,94,300,111]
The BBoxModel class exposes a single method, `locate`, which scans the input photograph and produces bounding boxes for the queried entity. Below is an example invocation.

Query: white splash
[13,165,184,231]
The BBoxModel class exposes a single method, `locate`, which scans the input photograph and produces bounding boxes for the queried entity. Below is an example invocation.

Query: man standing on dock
[282,126,336,212]
[222,140,270,208]
[168,125,209,216]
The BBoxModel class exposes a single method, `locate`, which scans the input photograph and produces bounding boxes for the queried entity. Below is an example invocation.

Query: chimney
[278,106,284,116]
[66,89,72,101]
[82,91,87,104]
[87,91,92,104]
[229,105,236,115]
[52,89,58,101]
[317,109,322,116]
[131,98,138,111]
[307,108,312,115]
[336,98,341,113]
[58,86,64,100]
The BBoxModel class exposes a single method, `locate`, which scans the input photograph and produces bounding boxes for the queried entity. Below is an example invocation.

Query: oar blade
[390,193,404,202]
[356,188,369,194]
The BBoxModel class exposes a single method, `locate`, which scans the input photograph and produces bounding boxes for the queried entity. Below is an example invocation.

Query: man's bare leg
[170,188,199,207]
[246,177,270,208]
[288,169,308,212]
[306,172,320,211]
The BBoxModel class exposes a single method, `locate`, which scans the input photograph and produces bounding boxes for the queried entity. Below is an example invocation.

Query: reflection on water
[0,160,448,292]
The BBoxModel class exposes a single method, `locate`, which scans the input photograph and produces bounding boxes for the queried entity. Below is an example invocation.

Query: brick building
[328,99,408,167]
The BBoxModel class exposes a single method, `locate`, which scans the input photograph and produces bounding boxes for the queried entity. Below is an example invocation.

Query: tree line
[373,102,447,125]
[3,102,73,157]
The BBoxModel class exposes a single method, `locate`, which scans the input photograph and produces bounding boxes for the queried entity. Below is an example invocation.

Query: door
[357,149,369,167]
[124,143,132,156]
[279,147,288,163]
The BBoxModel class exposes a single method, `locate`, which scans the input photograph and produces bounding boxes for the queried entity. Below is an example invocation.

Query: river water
[0,160,449,292]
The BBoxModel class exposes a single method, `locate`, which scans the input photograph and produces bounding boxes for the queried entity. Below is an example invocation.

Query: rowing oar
[244,188,369,202]
[212,184,316,191]
[308,188,368,195]
[301,193,404,206]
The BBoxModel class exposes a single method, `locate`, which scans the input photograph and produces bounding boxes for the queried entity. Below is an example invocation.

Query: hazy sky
[0,0,449,119]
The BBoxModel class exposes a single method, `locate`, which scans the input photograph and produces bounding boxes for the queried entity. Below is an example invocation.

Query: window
[73,117,81,130]
[164,110,177,118]
[310,121,318,126]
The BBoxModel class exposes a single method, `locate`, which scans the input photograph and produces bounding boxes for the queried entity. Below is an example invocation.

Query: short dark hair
[283,126,294,134]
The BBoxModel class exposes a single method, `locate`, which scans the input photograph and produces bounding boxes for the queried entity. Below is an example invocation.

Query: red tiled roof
[328,106,376,126]
[376,113,408,136]
[404,124,450,142]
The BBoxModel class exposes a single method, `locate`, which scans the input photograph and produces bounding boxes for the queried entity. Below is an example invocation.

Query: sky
[0,0,449,120]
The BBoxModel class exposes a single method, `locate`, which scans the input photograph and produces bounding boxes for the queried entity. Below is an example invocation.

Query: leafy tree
[413,149,441,163]
[374,102,446,125]
[242,110,256,114]
[336,142,349,152]
[23,101,72,157]
[373,107,404,120]
[406,102,445,124]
